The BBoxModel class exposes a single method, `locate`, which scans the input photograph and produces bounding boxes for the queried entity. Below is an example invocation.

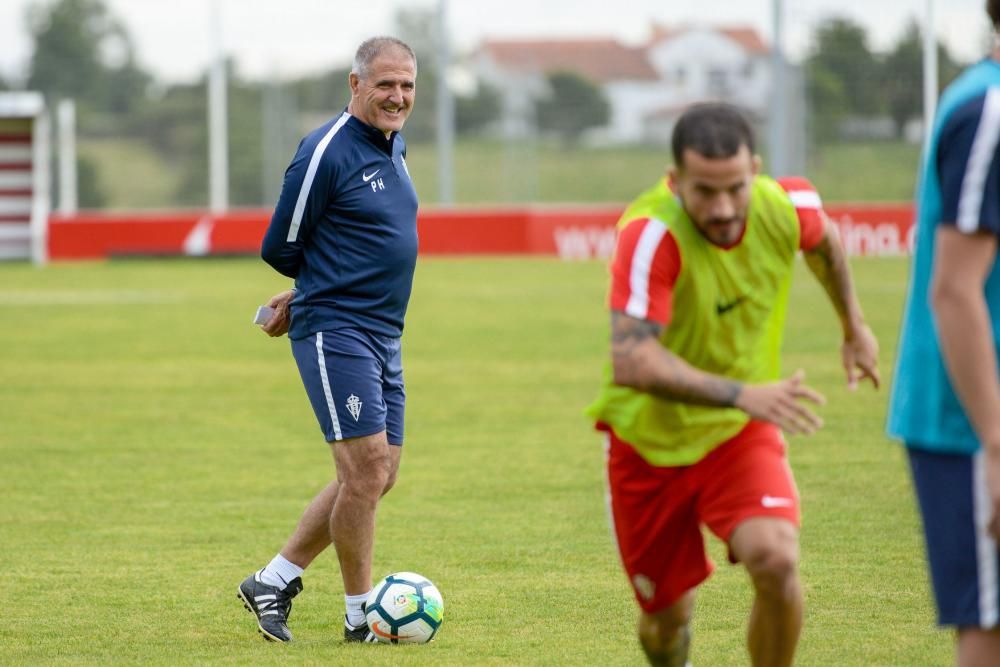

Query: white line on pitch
[0,290,186,305]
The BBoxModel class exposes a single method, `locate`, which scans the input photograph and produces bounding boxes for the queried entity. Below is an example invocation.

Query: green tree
[291,67,351,114]
[456,82,502,135]
[140,79,208,207]
[392,6,499,141]
[103,52,151,116]
[25,0,155,208]
[25,0,149,114]
[535,71,610,146]
[149,61,268,208]
[227,75,266,207]
[805,64,849,141]
[26,0,106,104]
[882,19,965,137]
[76,156,106,208]
[392,7,438,143]
[805,17,881,140]
[807,18,883,114]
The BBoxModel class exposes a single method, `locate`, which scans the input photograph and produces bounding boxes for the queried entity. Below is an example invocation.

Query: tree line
[805,17,966,140]
[7,0,970,209]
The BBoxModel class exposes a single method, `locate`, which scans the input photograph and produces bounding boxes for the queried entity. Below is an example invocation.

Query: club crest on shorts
[632,573,656,601]
[346,394,363,421]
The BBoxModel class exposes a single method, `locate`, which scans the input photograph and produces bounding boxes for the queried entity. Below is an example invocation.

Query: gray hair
[352,36,417,80]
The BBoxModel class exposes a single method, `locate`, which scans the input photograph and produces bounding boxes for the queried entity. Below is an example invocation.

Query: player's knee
[361,460,392,498]
[638,599,693,658]
[733,519,800,597]
[639,618,690,647]
[638,614,691,662]
[340,457,391,501]
[381,468,398,496]
[744,543,799,597]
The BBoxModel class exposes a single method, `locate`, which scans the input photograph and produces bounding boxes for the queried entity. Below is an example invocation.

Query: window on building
[708,68,730,96]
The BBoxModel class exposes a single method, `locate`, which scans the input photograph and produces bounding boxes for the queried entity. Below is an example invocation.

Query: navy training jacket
[261,110,419,340]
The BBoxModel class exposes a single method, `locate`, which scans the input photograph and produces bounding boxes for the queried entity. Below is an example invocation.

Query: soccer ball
[365,571,444,644]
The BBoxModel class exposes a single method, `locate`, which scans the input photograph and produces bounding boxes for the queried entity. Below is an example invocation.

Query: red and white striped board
[0,93,48,263]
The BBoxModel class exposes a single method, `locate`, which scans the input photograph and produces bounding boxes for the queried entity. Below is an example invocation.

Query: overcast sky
[0,0,992,84]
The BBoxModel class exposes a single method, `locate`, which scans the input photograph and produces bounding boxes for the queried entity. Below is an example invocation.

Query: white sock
[259,554,304,589]
[345,591,370,626]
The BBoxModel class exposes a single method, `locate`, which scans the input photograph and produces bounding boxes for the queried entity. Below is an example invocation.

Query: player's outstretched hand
[842,323,880,391]
[734,369,827,435]
[261,289,295,337]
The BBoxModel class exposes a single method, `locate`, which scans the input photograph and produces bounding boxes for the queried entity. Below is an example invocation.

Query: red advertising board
[47,203,916,261]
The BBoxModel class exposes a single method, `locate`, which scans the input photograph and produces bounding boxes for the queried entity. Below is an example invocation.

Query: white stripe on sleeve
[315,332,343,441]
[603,433,621,555]
[286,112,351,243]
[787,189,823,210]
[624,218,668,320]
[957,87,1000,234]
[973,451,999,627]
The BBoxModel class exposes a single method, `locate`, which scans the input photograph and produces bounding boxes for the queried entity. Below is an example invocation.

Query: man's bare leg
[279,444,401,569]
[730,517,803,667]
[638,591,695,666]
[330,431,394,595]
[279,480,340,568]
[957,627,1000,667]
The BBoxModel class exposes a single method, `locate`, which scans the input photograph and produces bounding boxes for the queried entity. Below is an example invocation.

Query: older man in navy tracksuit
[237,35,418,644]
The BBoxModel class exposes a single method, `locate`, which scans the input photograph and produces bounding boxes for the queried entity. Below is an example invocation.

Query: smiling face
[670,145,760,247]
[348,47,416,138]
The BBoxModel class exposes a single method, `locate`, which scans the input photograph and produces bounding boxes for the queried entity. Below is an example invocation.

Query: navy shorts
[907,446,1000,628]
[291,328,405,445]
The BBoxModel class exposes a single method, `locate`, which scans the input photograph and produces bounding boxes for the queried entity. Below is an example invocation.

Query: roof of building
[648,23,770,55]
[479,38,660,82]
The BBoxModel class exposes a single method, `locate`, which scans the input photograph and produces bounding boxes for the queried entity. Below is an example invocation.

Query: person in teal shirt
[887,2,1000,662]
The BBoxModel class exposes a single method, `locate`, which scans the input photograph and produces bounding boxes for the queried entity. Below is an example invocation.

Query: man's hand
[985,439,1000,541]
[734,369,827,435]
[260,289,295,337]
[842,323,881,390]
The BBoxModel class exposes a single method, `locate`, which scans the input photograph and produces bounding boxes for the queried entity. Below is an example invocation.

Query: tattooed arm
[802,216,881,389]
[610,310,826,433]
[610,310,742,406]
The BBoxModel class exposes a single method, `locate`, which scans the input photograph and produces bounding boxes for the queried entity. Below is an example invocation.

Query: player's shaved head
[352,36,417,80]
[672,102,755,168]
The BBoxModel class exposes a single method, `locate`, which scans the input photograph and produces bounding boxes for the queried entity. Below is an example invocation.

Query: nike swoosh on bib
[715,295,746,315]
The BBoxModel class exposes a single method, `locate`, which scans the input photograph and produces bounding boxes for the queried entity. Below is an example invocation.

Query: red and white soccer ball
[365,571,444,644]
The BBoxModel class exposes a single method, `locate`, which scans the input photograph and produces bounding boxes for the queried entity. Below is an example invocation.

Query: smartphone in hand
[253,305,275,325]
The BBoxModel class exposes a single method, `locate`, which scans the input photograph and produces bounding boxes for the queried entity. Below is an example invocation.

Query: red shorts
[605,420,800,613]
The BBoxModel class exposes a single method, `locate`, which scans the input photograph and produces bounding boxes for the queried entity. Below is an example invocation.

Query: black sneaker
[237,570,303,642]
[344,603,376,643]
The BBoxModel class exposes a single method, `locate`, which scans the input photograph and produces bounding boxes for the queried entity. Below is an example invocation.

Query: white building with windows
[473,24,773,145]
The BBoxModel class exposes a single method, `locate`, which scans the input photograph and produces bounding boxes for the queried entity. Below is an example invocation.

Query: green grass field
[0,256,950,665]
